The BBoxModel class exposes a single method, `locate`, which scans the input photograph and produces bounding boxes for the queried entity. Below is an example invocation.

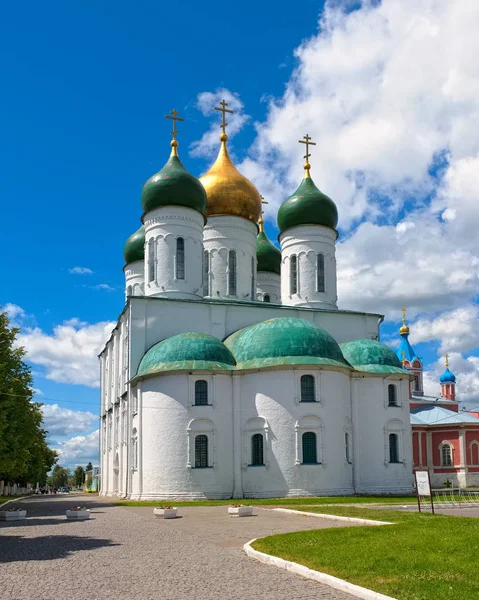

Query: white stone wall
[352,376,414,494]
[256,272,281,303]
[143,205,204,299]
[280,225,338,309]
[124,260,144,300]
[203,216,257,300]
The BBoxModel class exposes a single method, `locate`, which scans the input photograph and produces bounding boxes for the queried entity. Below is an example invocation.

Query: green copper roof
[123,225,145,265]
[141,154,207,216]
[256,232,281,275]
[340,339,405,374]
[277,176,338,234]
[136,332,236,377]
[224,317,350,370]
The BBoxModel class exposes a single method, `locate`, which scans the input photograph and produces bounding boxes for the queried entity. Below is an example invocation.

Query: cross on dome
[214,99,233,141]
[259,196,268,233]
[165,109,184,156]
[298,134,316,177]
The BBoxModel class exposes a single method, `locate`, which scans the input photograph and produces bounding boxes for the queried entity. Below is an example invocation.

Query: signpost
[414,470,435,514]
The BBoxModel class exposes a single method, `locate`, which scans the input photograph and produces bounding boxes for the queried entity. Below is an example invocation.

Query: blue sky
[2,0,479,468]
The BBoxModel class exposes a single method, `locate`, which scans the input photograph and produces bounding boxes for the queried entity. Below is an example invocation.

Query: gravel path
[0,495,361,600]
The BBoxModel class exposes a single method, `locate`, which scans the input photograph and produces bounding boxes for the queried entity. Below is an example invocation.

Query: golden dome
[200,137,262,222]
[399,324,410,335]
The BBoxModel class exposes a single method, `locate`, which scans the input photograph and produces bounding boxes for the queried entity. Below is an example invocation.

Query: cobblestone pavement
[0,495,363,600]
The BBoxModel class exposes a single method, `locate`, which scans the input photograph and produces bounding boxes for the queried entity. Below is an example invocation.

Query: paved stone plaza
[0,495,361,600]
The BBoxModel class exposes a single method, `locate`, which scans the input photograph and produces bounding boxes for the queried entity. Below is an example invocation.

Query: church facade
[99,104,417,500]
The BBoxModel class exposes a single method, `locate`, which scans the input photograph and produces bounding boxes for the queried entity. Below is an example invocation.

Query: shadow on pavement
[0,534,120,563]
[0,517,98,528]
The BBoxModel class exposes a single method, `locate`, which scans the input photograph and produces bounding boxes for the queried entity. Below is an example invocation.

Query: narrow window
[441,444,452,467]
[251,434,264,466]
[414,375,420,391]
[389,433,400,463]
[471,443,479,465]
[300,375,315,402]
[195,435,208,467]
[317,253,325,292]
[203,250,209,296]
[126,285,132,297]
[302,432,317,464]
[228,250,237,296]
[148,239,155,283]
[263,294,270,303]
[290,255,297,294]
[345,432,351,463]
[176,237,185,280]
[388,384,397,407]
[251,256,255,300]
[194,380,208,406]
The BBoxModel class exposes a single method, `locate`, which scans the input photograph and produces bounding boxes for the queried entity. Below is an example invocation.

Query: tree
[85,462,93,472]
[73,466,85,487]
[0,309,57,484]
[47,465,70,489]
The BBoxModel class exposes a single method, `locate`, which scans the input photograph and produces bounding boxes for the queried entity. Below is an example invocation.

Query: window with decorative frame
[345,432,351,463]
[148,239,155,283]
[187,418,215,469]
[194,380,208,406]
[470,441,479,466]
[195,435,208,468]
[300,375,316,402]
[251,433,264,466]
[302,432,318,464]
[388,384,398,407]
[263,294,270,303]
[441,442,453,467]
[317,253,325,293]
[228,250,237,296]
[290,254,298,295]
[389,433,400,463]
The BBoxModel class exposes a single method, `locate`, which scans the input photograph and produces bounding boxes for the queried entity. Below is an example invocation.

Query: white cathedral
[99,104,414,499]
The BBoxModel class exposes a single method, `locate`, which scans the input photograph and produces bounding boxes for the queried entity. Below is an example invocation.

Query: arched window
[126,285,132,297]
[389,433,400,463]
[148,239,155,283]
[388,384,397,407]
[228,250,237,296]
[441,443,453,467]
[414,375,420,391]
[300,375,315,402]
[176,237,185,280]
[263,294,270,303]
[251,434,264,466]
[195,435,208,467]
[317,253,325,292]
[203,250,209,296]
[470,442,479,465]
[290,255,298,295]
[194,380,208,406]
[302,432,317,464]
[251,256,255,300]
[345,432,351,463]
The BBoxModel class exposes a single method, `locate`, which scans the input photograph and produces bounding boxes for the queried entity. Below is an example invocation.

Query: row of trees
[47,462,94,489]
[0,310,58,486]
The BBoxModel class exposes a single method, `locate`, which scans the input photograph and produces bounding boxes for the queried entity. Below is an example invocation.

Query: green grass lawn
[252,506,479,600]
[115,495,415,507]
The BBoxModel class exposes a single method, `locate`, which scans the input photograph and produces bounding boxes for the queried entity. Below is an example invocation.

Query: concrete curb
[0,496,29,509]
[244,539,398,600]
[270,507,394,526]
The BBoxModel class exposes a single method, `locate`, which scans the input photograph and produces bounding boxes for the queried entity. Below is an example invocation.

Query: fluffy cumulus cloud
[18,318,115,388]
[41,404,98,436]
[190,88,250,159]
[54,429,99,469]
[69,267,93,275]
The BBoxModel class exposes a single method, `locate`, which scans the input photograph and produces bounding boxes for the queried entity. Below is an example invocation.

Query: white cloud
[41,404,98,436]
[55,429,99,470]
[69,267,93,275]
[18,318,115,388]
[4,303,25,320]
[32,388,43,396]
[91,284,116,292]
[190,88,250,159]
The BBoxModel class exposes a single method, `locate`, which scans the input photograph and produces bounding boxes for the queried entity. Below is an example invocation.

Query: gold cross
[259,196,268,233]
[164,108,184,142]
[214,99,233,137]
[401,306,407,324]
[401,350,406,365]
[299,134,316,160]
[445,353,449,368]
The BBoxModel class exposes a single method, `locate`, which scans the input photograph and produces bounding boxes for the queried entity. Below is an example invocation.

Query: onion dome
[440,368,456,384]
[200,136,262,222]
[224,317,350,370]
[277,173,338,234]
[136,333,236,378]
[340,339,405,375]
[257,218,281,274]
[141,142,207,216]
[123,225,145,265]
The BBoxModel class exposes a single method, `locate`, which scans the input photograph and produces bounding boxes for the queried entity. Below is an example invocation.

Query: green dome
[141,154,207,216]
[277,176,338,234]
[123,225,145,265]
[136,332,236,377]
[340,339,405,374]
[224,317,350,370]
[256,232,281,275]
